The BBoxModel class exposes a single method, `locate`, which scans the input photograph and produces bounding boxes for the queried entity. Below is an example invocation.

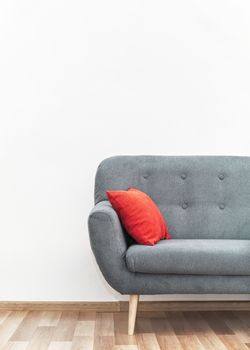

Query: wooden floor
[1,310,250,349]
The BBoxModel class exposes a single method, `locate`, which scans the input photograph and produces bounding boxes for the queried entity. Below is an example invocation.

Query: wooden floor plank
[199,311,234,335]
[166,312,193,336]
[93,312,114,349]
[136,317,154,334]
[78,311,96,321]
[39,311,62,327]
[51,311,78,341]
[156,326,183,350]
[0,310,250,349]
[150,317,171,335]
[1,342,29,350]
[136,333,161,350]
[218,311,250,343]
[0,311,11,325]
[183,311,212,334]
[47,342,71,350]
[137,312,166,319]
[233,311,250,328]
[71,336,94,350]
[177,335,205,350]
[196,333,227,350]
[74,320,95,337]
[113,346,138,350]
[153,314,184,349]
[114,312,137,345]
[219,334,250,350]
[26,326,54,350]
[93,335,114,350]
[94,312,114,337]
[10,311,43,341]
[0,311,27,348]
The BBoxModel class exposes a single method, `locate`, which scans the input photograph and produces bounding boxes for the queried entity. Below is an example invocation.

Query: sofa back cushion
[95,156,250,239]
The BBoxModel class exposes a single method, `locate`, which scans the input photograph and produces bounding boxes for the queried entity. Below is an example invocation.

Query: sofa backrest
[95,156,250,239]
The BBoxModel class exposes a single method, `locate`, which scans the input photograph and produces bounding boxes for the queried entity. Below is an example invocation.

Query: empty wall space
[0,0,250,301]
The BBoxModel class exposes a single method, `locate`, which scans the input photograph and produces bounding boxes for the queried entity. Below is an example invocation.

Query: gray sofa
[88,155,250,334]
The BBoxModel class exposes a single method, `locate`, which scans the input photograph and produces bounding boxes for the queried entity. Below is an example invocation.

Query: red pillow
[106,187,170,245]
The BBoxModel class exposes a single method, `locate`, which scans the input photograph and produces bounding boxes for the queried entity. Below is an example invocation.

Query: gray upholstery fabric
[88,201,128,294]
[88,201,250,294]
[89,156,250,295]
[95,156,250,239]
[126,239,250,275]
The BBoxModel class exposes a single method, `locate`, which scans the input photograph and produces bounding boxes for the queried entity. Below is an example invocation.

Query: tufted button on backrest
[218,173,225,180]
[182,202,188,209]
[219,203,225,210]
[181,173,187,180]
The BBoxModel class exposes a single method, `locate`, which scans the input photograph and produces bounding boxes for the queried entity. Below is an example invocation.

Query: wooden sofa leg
[128,294,139,335]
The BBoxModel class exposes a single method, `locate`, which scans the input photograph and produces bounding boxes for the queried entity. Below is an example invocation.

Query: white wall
[0,0,250,301]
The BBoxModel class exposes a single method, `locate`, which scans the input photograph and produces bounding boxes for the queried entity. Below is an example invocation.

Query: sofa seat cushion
[126,239,250,275]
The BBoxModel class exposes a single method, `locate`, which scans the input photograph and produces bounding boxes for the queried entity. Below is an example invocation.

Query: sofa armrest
[88,201,129,293]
